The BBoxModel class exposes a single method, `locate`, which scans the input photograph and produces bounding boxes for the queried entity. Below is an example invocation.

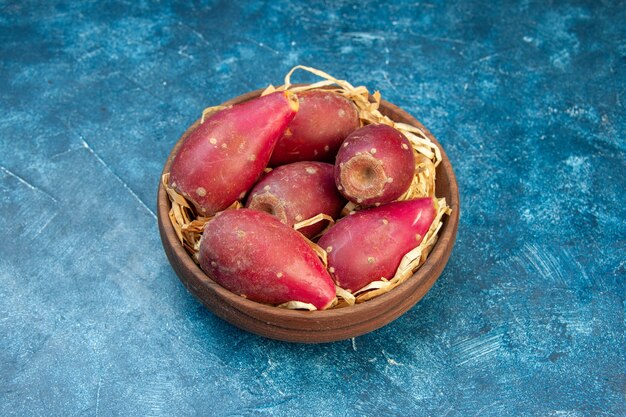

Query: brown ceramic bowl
[157,88,459,343]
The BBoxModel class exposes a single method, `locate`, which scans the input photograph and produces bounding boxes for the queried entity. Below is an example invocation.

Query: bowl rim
[157,87,459,340]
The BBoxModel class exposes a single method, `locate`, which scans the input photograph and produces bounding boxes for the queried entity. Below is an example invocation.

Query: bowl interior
[157,88,459,343]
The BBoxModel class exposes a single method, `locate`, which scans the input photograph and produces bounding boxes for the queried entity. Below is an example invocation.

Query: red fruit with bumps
[318,198,436,293]
[269,90,360,166]
[199,209,337,310]
[246,162,346,238]
[334,124,415,207]
[168,91,299,216]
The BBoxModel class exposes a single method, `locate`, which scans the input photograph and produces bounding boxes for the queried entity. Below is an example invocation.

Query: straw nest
[162,66,451,310]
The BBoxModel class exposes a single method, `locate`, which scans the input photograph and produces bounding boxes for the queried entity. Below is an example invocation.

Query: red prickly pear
[335,124,415,207]
[198,209,336,310]
[168,91,299,216]
[317,198,436,293]
[269,90,360,166]
[246,162,346,238]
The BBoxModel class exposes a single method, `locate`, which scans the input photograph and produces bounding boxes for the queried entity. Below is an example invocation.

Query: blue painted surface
[1,0,624,415]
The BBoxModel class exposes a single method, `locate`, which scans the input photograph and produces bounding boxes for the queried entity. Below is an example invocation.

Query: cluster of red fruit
[167,90,437,310]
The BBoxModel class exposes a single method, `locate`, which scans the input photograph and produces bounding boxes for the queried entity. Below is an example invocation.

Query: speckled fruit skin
[269,90,360,166]
[334,124,415,207]
[168,92,298,216]
[246,162,346,238]
[198,209,336,310]
[318,198,436,293]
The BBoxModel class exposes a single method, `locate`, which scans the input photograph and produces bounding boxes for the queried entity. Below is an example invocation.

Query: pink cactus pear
[269,90,359,166]
[318,198,436,293]
[169,91,299,216]
[335,124,415,207]
[199,209,336,310]
[246,162,346,238]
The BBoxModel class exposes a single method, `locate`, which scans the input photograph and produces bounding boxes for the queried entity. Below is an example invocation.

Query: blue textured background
[1,1,624,415]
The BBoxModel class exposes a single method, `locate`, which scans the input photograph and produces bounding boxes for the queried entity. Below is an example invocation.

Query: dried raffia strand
[353,278,390,296]
[201,105,228,123]
[277,285,356,313]
[168,210,183,243]
[261,85,276,96]
[335,285,356,306]
[293,213,336,239]
[162,172,242,257]
[163,173,185,243]
[340,201,359,217]
[399,153,437,200]
[304,237,328,268]
[277,301,318,311]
